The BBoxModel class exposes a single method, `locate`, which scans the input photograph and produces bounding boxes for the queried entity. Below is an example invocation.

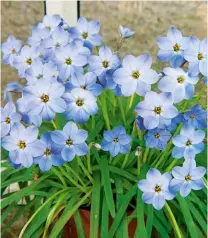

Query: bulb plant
[1,15,207,238]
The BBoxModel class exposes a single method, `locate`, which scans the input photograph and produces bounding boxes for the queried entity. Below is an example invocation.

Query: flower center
[47,26,51,31]
[132,71,140,79]
[17,140,26,149]
[81,85,87,90]
[5,117,11,124]
[76,99,84,106]
[173,43,180,52]
[41,94,49,103]
[37,74,43,79]
[154,133,160,139]
[113,137,119,143]
[96,78,100,84]
[44,148,51,156]
[154,185,161,193]
[11,48,16,54]
[177,76,185,84]
[55,42,61,47]
[26,58,32,65]
[185,175,191,181]
[189,113,195,119]
[102,60,109,68]
[65,58,72,65]
[66,139,73,146]
[82,32,88,39]
[186,140,192,146]
[154,107,162,114]
[198,53,204,60]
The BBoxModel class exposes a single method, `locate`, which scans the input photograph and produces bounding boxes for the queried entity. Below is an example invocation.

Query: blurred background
[1,1,207,236]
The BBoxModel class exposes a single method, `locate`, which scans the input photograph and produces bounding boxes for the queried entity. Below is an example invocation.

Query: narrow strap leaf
[101,195,109,238]
[146,205,154,238]
[74,210,86,238]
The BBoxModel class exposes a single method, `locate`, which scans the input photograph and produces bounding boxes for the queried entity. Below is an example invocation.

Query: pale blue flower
[70,72,103,96]
[63,88,98,124]
[158,67,199,103]
[157,27,190,67]
[167,114,184,131]
[51,121,88,161]
[37,14,62,33]
[3,82,22,102]
[69,16,102,50]
[119,25,135,39]
[23,80,66,121]
[170,159,206,197]
[101,126,132,157]
[184,37,207,77]
[138,168,175,210]
[34,132,64,171]
[1,102,21,138]
[13,45,40,77]
[184,104,207,129]
[144,128,171,150]
[2,123,45,168]
[136,116,146,131]
[54,41,90,81]
[136,91,178,129]
[172,124,205,160]
[1,35,21,65]
[88,45,120,76]
[113,54,159,96]
[25,59,58,85]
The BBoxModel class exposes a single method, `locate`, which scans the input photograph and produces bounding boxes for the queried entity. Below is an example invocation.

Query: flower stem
[142,148,149,163]
[77,156,93,184]
[127,94,135,112]
[64,164,86,187]
[165,203,183,238]
[121,154,129,168]
[51,167,67,186]
[87,147,92,174]
[51,120,57,130]
[117,97,126,125]
[101,91,111,130]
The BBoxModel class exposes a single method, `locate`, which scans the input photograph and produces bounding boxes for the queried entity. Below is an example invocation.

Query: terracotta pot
[63,208,137,238]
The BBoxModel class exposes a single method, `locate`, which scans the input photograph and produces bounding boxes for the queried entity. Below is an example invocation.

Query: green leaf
[108,186,137,238]
[90,171,101,238]
[136,190,148,238]
[101,194,109,238]
[146,205,153,238]
[100,156,116,218]
[177,195,198,238]
[74,210,86,238]
[50,190,91,238]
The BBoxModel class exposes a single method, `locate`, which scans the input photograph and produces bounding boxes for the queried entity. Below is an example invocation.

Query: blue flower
[23,80,66,121]
[101,126,132,157]
[144,128,171,151]
[69,17,102,50]
[204,77,207,85]
[170,159,206,197]
[51,121,88,161]
[88,46,120,76]
[158,67,199,103]
[119,25,135,39]
[1,102,21,138]
[34,132,64,171]
[13,45,40,77]
[113,54,159,96]
[136,91,178,130]
[1,123,45,168]
[70,72,103,96]
[172,124,205,160]
[184,37,207,77]
[167,114,184,131]
[184,104,207,129]
[157,27,190,67]
[55,41,90,81]
[43,26,71,50]
[37,14,62,33]
[25,59,58,85]
[138,168,175,210]
[28,26,50,49]
[3,82,22,102]
[1,35,21,65]
[63,88,98,124]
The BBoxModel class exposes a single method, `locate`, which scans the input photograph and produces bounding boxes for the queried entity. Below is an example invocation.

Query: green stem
[165,159,178,172]
[64,164,86,187]
[117,97,126,125]
[128,94,135,111]
[91,116,95,129]
[101,91,111,130]
[165,203,183,238]
[77,156,93,184]
[142,148,149,163]
[51,167,67,186]
[87,147,92,174]
[121,154,129,169]
[51,120,57,130]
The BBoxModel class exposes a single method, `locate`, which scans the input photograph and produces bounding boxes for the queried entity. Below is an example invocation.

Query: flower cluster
[1,15,207,211]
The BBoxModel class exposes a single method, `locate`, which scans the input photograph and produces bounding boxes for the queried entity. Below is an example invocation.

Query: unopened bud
[135,146,142,157]
[92,143,101,150]
[203,138,207,143]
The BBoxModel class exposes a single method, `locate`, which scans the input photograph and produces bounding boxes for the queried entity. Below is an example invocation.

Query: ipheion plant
[1,14,207,238]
